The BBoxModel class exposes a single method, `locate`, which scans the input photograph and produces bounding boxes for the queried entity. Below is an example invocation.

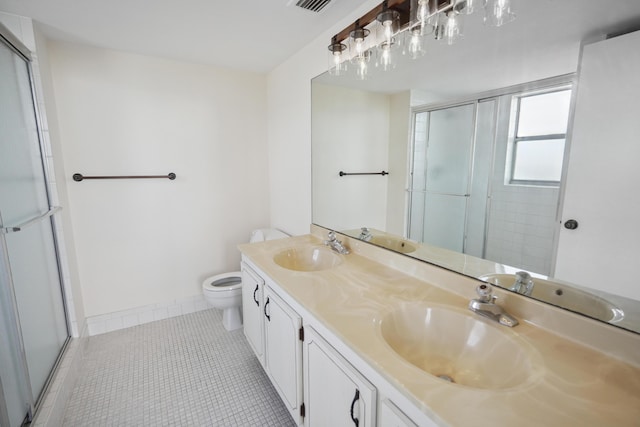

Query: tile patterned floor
[62,309,295,426]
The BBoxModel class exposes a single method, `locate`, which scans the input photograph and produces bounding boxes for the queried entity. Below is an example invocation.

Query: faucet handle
[515,271,532,282]
[476,283,495,303]
[327,231,337,241]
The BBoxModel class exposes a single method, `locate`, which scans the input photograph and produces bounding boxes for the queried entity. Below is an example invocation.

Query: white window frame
[508,85,573,187]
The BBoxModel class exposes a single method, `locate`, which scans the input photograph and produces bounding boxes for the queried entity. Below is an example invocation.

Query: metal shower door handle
[0,207,61,234]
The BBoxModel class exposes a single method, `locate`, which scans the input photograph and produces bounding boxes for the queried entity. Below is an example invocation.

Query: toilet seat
[202,271,242,293]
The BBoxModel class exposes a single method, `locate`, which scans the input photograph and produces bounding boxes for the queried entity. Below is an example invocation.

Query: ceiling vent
[293,0,333,13]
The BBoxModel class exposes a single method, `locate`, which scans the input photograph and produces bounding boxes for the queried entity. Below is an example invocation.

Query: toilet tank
[249,228,289,243]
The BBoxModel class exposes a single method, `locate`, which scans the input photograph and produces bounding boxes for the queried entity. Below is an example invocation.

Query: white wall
[48,42,270,317]
[312,83,390,231]
[266,0,381,236]
[386,91,411,235]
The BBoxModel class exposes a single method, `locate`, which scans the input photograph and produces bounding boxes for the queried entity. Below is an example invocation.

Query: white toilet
[202,228,289,331]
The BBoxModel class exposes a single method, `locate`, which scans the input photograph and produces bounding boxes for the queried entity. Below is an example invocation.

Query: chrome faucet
[510,271,534,296]
[358,227,372,242]
[324,231,350,255]
[468,283,519,327]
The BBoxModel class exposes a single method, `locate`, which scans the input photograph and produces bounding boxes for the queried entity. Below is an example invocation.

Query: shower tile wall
[485,185,559,275]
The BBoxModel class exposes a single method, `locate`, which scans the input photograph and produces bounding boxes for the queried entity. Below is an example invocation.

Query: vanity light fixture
[325,0,516,76]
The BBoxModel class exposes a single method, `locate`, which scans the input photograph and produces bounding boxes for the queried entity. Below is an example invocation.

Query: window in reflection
[509,87,572,185]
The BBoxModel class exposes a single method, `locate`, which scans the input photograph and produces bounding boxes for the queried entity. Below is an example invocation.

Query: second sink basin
[379,304,537,389]
[480,274,624,323]
[273,246,342,272]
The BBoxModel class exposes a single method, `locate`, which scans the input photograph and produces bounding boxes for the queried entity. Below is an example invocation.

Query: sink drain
[437,374,455,383]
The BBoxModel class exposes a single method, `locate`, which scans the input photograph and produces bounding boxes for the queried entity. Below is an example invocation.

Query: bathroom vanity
[238,227,640,426]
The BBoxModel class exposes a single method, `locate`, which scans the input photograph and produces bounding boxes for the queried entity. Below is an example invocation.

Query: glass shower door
[421,103,475,252]
[0,29,69,425]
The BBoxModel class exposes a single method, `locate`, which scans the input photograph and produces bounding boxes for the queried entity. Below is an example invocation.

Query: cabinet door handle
[264,296,270,322]
[349,389,360,427]
[253,284,259,307]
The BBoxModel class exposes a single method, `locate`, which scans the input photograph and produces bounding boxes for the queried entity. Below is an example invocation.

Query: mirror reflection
[312,0,640,333]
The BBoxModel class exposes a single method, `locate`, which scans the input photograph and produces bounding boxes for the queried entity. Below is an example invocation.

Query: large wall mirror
[312,0,640,334]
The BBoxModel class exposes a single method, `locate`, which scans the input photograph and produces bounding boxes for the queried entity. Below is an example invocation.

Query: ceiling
[0,0,364,73]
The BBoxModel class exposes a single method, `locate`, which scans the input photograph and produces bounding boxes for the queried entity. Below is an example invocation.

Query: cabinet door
[241,264,264,364]
[379,399,420,427]
[303,327,376,427]
[264,287,303,423]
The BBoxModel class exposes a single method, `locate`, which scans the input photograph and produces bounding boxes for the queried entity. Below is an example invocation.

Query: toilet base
[222,307,242,331]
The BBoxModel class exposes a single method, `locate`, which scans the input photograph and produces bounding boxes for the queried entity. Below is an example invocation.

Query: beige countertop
[239,233,640,426]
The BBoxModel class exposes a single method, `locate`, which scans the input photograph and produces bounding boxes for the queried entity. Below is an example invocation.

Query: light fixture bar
[331,0,451,44]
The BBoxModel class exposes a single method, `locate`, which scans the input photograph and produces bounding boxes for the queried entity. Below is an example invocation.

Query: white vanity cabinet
[240,257,427,427]
[303,326,376,427]
[263,286,304,423]
[240,263,265,365]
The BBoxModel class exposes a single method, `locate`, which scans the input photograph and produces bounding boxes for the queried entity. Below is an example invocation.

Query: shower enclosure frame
[0,21,71,426]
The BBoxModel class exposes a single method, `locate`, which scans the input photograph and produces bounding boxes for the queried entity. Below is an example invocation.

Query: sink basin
[273,246,342,272]
[369,236,416,254]
[379,304,536,389]
[480,274,624,323]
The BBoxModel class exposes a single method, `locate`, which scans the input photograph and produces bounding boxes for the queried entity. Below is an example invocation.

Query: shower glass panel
[420,103,475,250]
[465,99,496,258]
[425,104,475,195]
[0,28,69,424]
[423,193,467,251]
[0,244,30,427]
[4,222,68,400]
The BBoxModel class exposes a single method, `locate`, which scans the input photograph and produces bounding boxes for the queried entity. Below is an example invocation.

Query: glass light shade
[484,0,516,27]
[376,9,401,49]
[433,12,448,41]
[459,0,479,15]
[349,27,371,64]
[443,10,464,45]
[327,40,348,76]
[353,51,371,80]
[376,41,397,71]
[416,0,438,26]
[403,24,429,59]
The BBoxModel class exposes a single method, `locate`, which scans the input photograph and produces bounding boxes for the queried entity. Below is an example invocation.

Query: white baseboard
[85,295,211,336]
